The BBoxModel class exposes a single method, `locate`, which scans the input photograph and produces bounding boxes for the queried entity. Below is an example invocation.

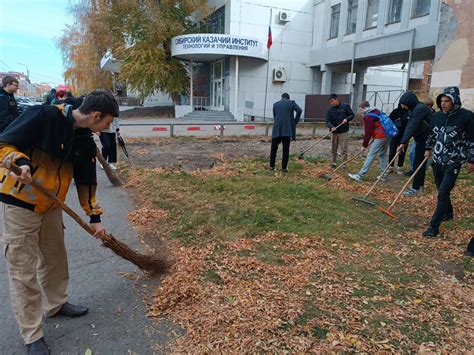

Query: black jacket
[325,102,354,134]
[0,88,19,133]
[389,105,409,136]
[426,87,474,166]
[399,92,432,144]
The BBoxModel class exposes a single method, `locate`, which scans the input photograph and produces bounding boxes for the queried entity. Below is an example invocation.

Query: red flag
[267,26,273,49]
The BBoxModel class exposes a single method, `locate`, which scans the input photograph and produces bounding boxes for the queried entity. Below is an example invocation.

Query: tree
[59,0,209,102]
[58,0,113,93]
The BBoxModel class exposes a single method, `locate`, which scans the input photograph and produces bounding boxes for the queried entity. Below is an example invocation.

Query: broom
[96,147,122,187]
[4,161,173,275]
[297,121,345,160]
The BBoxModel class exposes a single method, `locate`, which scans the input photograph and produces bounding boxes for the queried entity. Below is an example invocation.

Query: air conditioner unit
[279,11,291,22]
[272,68,287,82]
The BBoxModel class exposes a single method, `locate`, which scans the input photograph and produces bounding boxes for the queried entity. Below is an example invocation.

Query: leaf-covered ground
[121,136,473,353]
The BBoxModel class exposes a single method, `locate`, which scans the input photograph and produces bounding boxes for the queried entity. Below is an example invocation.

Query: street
[0,170,178,354]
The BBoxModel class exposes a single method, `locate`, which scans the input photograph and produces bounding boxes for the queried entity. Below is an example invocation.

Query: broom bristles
[101,233,174,275]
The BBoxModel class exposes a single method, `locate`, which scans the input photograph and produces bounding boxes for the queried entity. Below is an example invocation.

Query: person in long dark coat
[269,93,302,172]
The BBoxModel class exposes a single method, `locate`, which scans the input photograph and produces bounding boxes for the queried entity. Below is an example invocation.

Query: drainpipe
[234,56,239,120]
[190,58,194,109]
[406,29,415,91]
[349,41,356,109]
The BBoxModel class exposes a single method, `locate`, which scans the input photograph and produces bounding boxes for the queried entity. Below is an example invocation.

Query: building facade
[92,0,465,120]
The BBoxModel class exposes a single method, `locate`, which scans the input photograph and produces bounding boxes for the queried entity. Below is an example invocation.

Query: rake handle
[333,139,374,173]
[4,161,98,238]
[363,146,402,198]
[299,121,345,157]
[386,156,429,211]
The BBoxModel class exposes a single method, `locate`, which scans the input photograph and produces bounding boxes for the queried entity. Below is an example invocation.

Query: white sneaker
[396,167,404,175]
[387,166,394,173]
[109,163,117,170]
[403,187,422,197]
[377,174,388,182]
[348,173,363,182]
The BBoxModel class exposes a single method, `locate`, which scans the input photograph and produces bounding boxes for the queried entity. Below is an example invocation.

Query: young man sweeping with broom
[0,90,119,354]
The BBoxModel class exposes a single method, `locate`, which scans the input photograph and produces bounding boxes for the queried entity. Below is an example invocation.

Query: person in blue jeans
[348,101,389,182]
[398,92,433,196]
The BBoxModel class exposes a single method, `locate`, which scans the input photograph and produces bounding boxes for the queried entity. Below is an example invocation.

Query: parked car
[16,96,38,115]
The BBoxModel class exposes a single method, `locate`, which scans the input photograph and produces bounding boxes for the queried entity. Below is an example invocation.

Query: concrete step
[182,110,236,122]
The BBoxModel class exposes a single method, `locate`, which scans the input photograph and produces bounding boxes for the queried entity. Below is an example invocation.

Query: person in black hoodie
[325,93,355,167]
[0,75,20,133]
[398,91,433,196]
[44,88,56,105]
[388,104,409,174]
[422,86,474,237]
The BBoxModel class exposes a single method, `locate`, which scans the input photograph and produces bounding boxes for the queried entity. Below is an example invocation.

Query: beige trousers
[1,203,68,344]
[331,132,348,164]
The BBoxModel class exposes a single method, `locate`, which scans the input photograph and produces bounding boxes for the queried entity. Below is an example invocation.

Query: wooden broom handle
[363,147,402,198]
[387,156,429,210]
[4,161,98,237]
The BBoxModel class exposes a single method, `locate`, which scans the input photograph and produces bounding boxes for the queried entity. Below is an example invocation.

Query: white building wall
[226,0,314,120]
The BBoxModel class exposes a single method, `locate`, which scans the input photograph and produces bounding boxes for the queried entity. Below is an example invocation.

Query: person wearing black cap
[397,91,433,196]
[423,86,474,238]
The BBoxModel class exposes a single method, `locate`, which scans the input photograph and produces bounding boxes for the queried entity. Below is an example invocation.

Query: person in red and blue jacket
[348,101,390,182]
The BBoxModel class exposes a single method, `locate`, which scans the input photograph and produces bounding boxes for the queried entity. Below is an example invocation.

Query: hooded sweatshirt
[0,104,103,222]
[399,91,432,144]
[425,86,474,166]
[362,107,385,147]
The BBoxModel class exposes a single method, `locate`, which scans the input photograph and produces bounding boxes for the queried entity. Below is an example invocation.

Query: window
[387,0,402,23]
[365,0,379,29]
[207,6,225,34]
[346,0,358,34]
[329,4,341,38]
[412,0,431,18]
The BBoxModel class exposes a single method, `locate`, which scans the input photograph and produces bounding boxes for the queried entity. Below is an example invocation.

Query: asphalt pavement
[0,170,178,354]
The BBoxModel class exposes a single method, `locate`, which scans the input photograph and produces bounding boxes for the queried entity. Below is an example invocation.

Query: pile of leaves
[123,142,473,352]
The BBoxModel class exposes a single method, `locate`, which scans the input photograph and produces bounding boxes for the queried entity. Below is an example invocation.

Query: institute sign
[171,33,267,62]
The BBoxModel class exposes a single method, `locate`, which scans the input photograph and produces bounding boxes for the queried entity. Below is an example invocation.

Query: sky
[0,0,77,87]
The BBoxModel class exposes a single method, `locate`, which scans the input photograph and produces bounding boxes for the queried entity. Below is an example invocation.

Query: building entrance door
[211,60,224,111]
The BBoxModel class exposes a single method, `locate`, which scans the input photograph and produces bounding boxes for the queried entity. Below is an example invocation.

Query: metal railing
[119,121,363,138]
[192,96,211,110]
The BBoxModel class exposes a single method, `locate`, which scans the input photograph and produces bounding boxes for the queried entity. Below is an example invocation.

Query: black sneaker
[25,337,50,355]
[281,168,288,173]
[51,302,88,318]
[422,227,440,238]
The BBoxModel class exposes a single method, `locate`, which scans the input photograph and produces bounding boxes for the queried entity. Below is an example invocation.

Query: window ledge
[385,20,401,26]
[411,12,430,19]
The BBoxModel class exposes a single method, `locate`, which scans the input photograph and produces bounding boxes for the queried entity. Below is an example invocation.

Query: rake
[320,139,374,181]
[4,161,173,275]
[379,156,429,220]
[297,121,345,160]
[351,147,403,206]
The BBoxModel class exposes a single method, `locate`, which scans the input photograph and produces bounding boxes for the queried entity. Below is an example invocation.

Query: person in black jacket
[397,91,433,196]
[325,94,355,167]
[44,88,56,105]
[269,93,302,172]
[388,104,409,174]
[422,86,474,237]
[0,75,20,133]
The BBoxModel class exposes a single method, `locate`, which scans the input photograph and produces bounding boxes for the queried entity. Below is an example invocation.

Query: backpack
[367,112,399,138]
